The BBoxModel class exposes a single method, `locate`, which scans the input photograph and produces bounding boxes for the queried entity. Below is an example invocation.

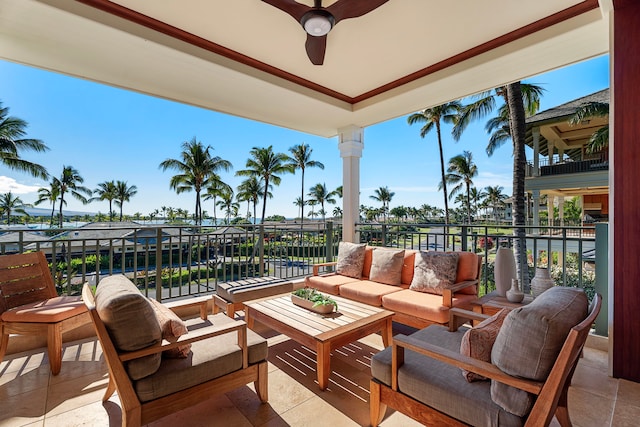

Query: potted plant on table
[291,287,338,314]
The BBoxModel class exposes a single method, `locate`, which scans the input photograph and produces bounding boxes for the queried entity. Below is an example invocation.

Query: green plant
[292,287,338,310]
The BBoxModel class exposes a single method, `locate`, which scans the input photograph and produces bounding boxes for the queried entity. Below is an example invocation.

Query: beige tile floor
[1,322,639,427]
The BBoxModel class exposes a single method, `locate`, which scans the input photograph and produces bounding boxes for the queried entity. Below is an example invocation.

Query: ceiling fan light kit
[301,10,334,36]
[263,0,389,65]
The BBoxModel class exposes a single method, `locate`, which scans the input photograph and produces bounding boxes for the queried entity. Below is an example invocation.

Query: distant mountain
[23,207,95,217]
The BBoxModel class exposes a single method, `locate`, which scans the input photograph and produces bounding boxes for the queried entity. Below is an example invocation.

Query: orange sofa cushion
[455,252,480,295]
[1,296,86,323]
[305,273,360,295]
[338,280,406,306]
[362,246,376,278]
[401,250,417,285]
[381,290,477,324]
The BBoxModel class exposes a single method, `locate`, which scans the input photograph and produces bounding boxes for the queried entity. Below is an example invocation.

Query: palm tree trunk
[506,82,529,288]
[58,192,65,227]
[466,183,471,224]
[50,202,56,227]
[300,169,305,227]
[436,122,450,247]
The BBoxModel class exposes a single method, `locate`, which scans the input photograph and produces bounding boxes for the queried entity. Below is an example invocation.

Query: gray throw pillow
[409,251,459,295]
[490,287,589,416]
[369,249,405,285]
[336,242,366,279]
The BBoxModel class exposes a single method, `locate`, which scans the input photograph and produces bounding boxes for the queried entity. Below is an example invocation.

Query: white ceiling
[0,0,609,137]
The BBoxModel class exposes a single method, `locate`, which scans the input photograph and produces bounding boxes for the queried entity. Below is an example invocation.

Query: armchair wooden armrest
[312,261,337,276]
[391,334,543,395]
[448,307,490,331]
[119,320,249,368]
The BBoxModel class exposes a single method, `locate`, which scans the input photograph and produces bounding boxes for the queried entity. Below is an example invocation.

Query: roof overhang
[0,0,610,137]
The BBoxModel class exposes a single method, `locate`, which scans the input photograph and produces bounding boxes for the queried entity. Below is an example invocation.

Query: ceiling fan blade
[327,0,389,24]
[305,33,327,65]
[262,0,309,22]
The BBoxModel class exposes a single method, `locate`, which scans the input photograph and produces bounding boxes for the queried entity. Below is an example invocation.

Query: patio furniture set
[0,249,601,427]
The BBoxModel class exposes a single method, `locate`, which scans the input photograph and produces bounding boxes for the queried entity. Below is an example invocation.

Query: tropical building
[525,89,609,227]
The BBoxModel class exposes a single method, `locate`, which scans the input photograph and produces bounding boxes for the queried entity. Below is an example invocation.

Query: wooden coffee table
[244,294,393,390]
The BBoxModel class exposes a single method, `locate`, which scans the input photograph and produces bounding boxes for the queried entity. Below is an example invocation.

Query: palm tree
[308,183,336,223]
[203,180,232,226]
[369,186,395,223]
[332,206,342,218]
[57,166,91,227]
[236,176,267,223]
[114,180,138,221]
[0,192,29,224]
[443,151,478,224]
[90,180,117,221]
[216,189,238,224]
[287,143,324,227]
[485,185,508,223]
[0,102,49,179]
[469,186,486,221]
[34,178,61,226]
[159,137,232,225]
[407,101,462,226]
[293,197,306,219]
[236,146,293,225]
[570,102,609,154]
[453,83,544,286]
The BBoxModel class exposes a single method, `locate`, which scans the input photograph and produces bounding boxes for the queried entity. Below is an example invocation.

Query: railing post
[156,227,162,301]
[259,224,265,277]
[461,226,468,252]
[594,223,608,336]
[326,220,334,263]
[381,224,387,247]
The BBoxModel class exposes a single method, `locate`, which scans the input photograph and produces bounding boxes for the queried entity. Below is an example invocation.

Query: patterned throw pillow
[369,249,405,285]
[336,242,366,279]
[148,298,192,358]
[409,251,459,295]
[460,308,510,382]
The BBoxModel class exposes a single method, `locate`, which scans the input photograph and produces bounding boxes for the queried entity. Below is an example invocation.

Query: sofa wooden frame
[369,293,602,427]
[82,284,268,427]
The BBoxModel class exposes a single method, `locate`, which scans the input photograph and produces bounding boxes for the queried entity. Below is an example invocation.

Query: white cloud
[0,176,42,194]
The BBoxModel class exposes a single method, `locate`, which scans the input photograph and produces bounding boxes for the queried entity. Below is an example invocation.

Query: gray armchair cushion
[371,325,524,427]
[134,313,268,402]
[490,286,588,416]
[95,275,162,380]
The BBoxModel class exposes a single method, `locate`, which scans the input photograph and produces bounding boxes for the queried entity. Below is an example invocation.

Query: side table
[472,290,533,317]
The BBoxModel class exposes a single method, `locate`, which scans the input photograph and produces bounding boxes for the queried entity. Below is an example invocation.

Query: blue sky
[0,55,609,219]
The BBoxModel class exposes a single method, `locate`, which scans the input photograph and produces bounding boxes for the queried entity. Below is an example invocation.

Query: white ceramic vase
[531,267,554,298]
[494,247,517,297]
[506,278,525,303]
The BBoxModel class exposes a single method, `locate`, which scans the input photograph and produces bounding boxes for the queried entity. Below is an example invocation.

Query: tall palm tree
[236,176,267,223]
[0,192,29,224]
[34,178,61,226]
[216,189,238,224]
[114,180,138,221]
[407,101,462,226]
[90,180,117,221]
[369,186,395,223]
[570,102,609,154]
[287,143,324,227]
[443,151,478,224]
[0,102,49,179]
[236,146,293,225]
[485,185,508,223]
[159,137,232,225]
[58,165,91,227]
[469,186,486,221]
[308,183,336,223]
[453,82,544,286]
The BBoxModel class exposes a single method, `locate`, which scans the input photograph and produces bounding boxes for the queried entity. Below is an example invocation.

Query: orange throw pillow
[460,308,509,382]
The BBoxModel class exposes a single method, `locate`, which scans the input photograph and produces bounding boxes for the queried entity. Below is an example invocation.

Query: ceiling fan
[262,0,389,65]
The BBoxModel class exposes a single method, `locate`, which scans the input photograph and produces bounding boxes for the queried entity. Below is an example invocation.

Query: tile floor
[1,321,638,427]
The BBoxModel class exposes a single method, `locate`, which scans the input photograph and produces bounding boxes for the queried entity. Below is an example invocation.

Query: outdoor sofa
[305,242,482,329]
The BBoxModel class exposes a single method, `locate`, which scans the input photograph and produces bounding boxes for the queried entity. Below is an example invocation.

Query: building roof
[526,88,609,125]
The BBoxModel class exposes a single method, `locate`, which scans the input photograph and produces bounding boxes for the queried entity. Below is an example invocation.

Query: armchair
[370,287,602,427]
[82,275,268,427]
